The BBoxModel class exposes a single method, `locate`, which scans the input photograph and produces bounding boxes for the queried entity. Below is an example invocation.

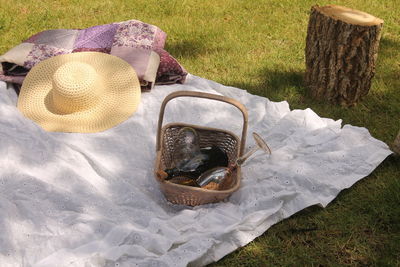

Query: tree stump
[305,5,384,106]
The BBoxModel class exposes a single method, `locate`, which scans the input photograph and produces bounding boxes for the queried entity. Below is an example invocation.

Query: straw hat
[17,52,141,133]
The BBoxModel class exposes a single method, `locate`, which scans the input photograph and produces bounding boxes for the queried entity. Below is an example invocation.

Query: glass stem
[236,146,259,166]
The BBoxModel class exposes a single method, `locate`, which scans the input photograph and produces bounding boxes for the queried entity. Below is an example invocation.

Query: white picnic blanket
[0,75,392,266]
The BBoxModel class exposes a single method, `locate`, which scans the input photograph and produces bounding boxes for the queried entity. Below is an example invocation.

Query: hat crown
[51,62,101,114]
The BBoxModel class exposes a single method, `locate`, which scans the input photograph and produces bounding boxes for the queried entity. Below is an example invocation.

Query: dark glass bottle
[164,145,229,182]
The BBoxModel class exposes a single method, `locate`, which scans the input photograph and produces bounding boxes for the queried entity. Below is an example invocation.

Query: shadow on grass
[228,68,307,103]
[374,36,400,79]
[378,37,399,60]
[165,39,206,59]
[165,37,226,60]
[262,70,306,101]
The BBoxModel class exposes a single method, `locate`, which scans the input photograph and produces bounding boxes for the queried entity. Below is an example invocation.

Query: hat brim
[17,52,141,133]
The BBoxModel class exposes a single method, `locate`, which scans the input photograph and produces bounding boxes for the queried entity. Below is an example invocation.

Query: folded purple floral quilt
[0,19,187,90]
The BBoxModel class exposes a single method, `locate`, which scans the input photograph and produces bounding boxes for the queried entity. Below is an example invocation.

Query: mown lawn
[1,0,399,265]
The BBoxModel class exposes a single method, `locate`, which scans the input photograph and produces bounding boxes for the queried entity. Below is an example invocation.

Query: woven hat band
[51,62,102,114]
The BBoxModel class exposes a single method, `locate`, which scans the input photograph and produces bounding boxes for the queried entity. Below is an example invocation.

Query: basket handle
[156,90,248,156]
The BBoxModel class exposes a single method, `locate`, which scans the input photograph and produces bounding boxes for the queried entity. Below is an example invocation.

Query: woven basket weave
[154,91,248,206]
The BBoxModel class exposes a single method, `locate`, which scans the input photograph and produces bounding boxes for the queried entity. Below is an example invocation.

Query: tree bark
[305,5,384,106]
[393,130,400,155]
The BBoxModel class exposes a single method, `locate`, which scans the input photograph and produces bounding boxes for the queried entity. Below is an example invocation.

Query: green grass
[1,0,399,265]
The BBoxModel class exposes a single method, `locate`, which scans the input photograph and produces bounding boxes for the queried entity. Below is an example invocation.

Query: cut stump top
[315,5,384,26]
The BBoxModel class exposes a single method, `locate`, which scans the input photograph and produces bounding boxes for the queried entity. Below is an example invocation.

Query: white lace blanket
[0,75,391,266]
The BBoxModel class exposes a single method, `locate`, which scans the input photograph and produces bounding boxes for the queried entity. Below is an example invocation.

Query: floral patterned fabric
[74,24,118,50]
[155,48,187,84]
[24,44,72,69]
[113,20,161,49]
[0,19,187,90]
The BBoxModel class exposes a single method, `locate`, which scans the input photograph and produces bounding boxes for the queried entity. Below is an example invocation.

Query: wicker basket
[154,91,248,206]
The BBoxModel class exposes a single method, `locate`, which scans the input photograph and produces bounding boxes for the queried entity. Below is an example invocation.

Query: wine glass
[172,127,201,169]
[196,132,271,189]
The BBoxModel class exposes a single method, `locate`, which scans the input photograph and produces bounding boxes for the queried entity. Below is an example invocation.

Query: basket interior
[159,124,240,189]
